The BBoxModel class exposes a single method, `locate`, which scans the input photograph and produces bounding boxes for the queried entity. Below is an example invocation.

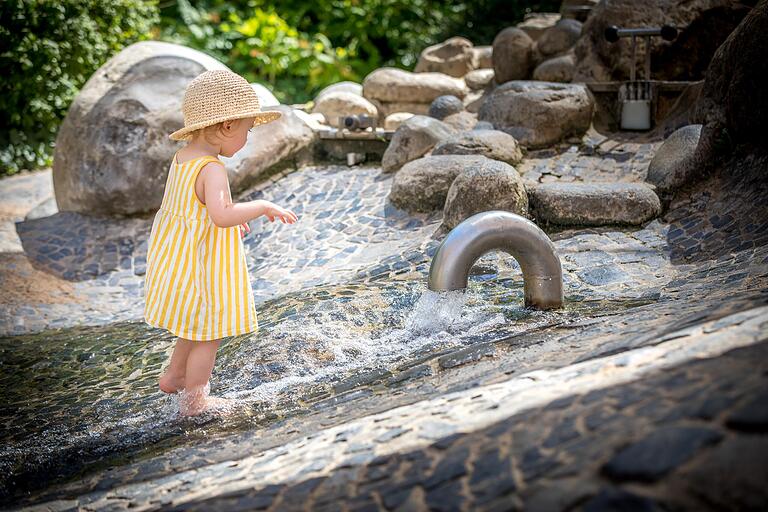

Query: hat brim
[169,110,283,141]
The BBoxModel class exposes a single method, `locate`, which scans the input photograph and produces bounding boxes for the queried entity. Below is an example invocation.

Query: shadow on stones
[16,211,152,281]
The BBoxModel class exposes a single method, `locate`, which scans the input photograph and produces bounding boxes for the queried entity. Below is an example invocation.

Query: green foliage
[157,0,561,104]
[2,0,561,175]
[0,0,158,176]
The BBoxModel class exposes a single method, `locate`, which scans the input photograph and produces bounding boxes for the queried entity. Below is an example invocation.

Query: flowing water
[0,164,660,501]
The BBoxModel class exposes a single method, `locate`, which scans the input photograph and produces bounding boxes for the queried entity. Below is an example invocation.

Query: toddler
[143,69,298,416]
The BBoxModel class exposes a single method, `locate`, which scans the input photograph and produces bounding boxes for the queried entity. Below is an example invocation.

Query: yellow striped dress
[143,153,258,341]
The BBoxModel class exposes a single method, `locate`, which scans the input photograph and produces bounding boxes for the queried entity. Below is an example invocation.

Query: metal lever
[604,25,677,81]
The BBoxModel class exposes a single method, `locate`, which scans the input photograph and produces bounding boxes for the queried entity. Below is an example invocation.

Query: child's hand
[263,202,298,224]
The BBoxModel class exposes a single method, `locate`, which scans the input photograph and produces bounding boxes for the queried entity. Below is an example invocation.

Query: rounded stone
[464,68,495,90]
[442,111,478,132]
[428,95,465,120]
[473,121,495,130]
[389,155,488,213]
[384,112,415,130]
[536,19,582,58]
[517,13,561,41]
[442,158,528,230]
[311,91,378,128]
[478,80,593,148]
[646,124,702,194]
[315,81,363,102]
[533,53,576,83]
[432,129,523,166]
[528,182,661,226]
[414,36,475,78]
[382,115,456,173]
[362,67,468,104]
[52,41,228,216]
[492,27,535,83]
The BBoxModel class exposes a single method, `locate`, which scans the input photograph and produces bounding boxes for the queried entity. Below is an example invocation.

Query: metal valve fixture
[604,24,677,130]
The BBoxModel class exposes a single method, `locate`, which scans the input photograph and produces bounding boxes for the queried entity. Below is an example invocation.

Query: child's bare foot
[158,372,185,394]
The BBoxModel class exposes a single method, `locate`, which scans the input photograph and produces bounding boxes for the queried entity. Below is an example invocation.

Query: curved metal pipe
[428,211,564,309]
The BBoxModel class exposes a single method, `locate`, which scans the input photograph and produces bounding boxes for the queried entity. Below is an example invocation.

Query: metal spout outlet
[428,211,564,309]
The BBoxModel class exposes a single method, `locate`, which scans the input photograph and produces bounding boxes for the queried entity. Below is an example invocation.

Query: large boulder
[533,53,576,82]
[692,1,768,171]
[415,36,475,78]
[389,155,487,213]
[432,129,523,166]
[53,41,228,216]
[381,115,456,173]
[478,81,593,148]
[492,27,535,83]
[363,67,468,103]
[221,105,317,192]
[311,91,378,127]
[529,182,661,226]
[442,158,528,230]
[573,0,753,82]
[646,124,702,194]
[535,18,582,58]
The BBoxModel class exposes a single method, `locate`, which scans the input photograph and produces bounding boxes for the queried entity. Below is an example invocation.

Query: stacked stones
[385,1,667,231]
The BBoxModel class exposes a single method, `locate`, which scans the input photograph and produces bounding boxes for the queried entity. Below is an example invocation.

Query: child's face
[219,117,256,157]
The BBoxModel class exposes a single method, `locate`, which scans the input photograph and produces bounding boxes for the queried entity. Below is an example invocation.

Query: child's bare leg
[159,338,194,394]
[179,339,221,416]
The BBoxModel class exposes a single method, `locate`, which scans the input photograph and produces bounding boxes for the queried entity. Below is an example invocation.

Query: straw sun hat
[169,69,282,141]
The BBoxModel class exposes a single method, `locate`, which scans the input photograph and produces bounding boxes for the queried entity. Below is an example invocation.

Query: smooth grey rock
[533,53,575,83]
[389,155,487,213]
[314,81,363,102]
[311,91,378,127]
[415,36,475,78]
[478,81,593,148]
[53,41,228,216]
[362,67,468,104]
[646,124,702,194]
[602,426,723,482]
[222,105,316,192]
[464,68,495,90]
[428,95,465,120]
[442,111,477,132]
[725,389,768,432]
[432,129,522,166]
[442,157,528,230]
[492,27,535,83]
[381,115,456,173]
[529,182,661,226]
[463,90,488,114]
[536,19,582,57]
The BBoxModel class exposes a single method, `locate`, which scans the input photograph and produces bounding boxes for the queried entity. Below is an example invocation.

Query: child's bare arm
[198,162,298,228]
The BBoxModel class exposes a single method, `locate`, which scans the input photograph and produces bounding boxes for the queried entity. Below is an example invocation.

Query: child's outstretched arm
[198,161,298,228]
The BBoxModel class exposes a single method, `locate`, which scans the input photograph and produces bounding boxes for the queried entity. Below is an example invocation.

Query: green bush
[0,0,158,176]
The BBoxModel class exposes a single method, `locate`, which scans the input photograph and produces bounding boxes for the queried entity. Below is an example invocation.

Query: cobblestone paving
[18,306,768,511]
[517,132,660,185]
[3,137,768,510]
[1,142,668,336]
